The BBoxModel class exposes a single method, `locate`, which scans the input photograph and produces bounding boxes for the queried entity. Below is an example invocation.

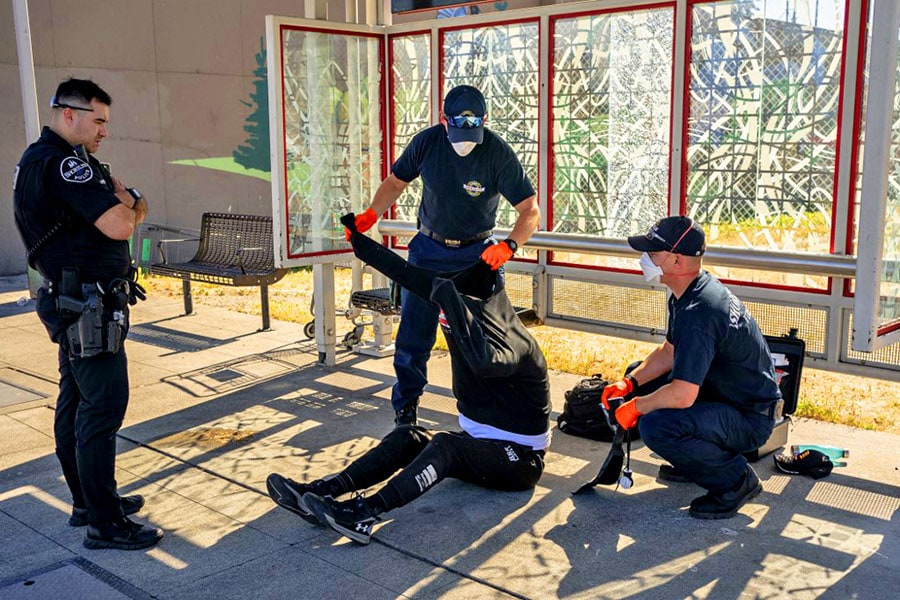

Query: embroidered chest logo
[60,157,93,184]
[463,180,485,197]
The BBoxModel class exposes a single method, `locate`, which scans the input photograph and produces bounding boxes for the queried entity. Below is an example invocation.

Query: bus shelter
[266,0,900,378]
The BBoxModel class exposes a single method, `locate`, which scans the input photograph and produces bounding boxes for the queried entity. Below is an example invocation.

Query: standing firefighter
[13,78,162,550]
[344,84,540,427]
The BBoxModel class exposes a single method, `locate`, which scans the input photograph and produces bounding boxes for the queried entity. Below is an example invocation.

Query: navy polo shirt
[391,124,535,241]
[667,271,781,414]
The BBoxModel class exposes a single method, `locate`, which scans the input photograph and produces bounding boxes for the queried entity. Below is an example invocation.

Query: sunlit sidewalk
[0,273,898,600]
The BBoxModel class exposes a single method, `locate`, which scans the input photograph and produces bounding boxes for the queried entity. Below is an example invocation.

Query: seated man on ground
[265,214,552,544]
[602,216,781,519]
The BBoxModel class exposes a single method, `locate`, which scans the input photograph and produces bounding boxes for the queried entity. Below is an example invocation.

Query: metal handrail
[377,220,858,279]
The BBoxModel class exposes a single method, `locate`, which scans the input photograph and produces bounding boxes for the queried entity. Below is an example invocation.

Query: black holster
[57,278,128,358]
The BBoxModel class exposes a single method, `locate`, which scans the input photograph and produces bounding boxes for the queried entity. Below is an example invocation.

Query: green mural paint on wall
[234,37,270,172]
[169,37,271,181]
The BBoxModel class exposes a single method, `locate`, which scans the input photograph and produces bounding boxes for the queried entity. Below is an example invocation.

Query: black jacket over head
[341,214,551,436]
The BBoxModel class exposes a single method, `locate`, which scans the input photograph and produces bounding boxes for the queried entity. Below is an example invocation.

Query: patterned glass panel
[687,1,846,289]
[877,21,900,328]
[550,7,675,268]
[442,20,540,257]
[281,28,383,257]
[390,33,431,233]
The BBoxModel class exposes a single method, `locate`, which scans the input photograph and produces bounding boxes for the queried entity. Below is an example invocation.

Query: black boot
[83,517,163,550]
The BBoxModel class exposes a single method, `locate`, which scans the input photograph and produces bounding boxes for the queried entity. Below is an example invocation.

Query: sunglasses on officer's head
[52,101,94,112]
[445,114,485,129]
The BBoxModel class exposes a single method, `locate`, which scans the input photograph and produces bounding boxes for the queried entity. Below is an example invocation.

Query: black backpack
[557,376,641,442]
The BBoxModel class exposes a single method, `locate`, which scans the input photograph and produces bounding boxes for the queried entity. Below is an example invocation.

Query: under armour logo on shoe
[355,522,370,533]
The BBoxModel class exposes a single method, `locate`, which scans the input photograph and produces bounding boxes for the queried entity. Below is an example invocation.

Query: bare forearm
[368,174,407,217]
[507,196,540,245]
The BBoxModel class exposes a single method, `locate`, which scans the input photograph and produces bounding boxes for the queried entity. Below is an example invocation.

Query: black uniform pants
[39,289,129,525]
[341,426,545,513]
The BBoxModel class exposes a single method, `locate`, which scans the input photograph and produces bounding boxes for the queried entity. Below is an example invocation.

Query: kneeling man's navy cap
[628,216,706,256]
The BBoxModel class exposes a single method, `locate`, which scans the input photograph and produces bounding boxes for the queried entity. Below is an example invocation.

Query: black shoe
[266,473,329,525]
[394,403,418,427]
[69,494,145,527]
[689,468,762,520]
[302,493,380,545]
[658,464,692,483]
[83,517,163,550]
[773,449,833,479]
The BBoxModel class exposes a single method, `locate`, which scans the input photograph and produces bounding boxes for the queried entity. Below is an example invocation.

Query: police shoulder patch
[60,157,93,183]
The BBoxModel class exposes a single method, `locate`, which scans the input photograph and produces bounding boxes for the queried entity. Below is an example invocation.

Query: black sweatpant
[341,426,545,513]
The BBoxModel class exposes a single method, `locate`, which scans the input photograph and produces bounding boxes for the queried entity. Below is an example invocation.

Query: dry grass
[142,269,900,434]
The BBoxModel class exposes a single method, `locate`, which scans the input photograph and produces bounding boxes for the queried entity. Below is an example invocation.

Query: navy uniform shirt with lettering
[13,127,129,283]
[391,124,535,241]
[666,271,781,414]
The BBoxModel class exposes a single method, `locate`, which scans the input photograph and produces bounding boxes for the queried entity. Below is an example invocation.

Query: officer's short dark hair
[51,78,112,108]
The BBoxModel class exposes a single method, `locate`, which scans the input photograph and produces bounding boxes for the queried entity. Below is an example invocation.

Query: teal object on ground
[791,444,849,462]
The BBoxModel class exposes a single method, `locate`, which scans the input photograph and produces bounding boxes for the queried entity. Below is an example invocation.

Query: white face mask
[451,141,477,156]
[639,252,664,283]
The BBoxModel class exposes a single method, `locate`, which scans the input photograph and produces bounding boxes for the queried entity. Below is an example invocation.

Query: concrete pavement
[0,274,897,599]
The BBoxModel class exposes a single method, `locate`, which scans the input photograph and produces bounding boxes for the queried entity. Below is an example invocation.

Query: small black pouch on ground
[557,376,641,442]
[743,331,806,461]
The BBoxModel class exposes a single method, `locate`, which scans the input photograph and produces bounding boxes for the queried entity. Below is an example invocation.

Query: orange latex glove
[480,241,514,270]
[600,377,634,410]
[615,398,643,430]
[344,208,378,241]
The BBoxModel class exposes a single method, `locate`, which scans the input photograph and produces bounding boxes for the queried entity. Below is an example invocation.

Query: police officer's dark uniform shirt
[391,125,535,240]
[667,271,781,415]
[13,127,129,284]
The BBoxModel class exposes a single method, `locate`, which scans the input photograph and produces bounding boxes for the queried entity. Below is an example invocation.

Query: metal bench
[149,212,289,330]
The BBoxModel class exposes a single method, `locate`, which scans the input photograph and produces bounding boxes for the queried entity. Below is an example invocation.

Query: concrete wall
[1,0,554,276]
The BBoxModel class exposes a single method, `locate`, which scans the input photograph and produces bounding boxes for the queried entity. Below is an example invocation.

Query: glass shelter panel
[280,27,383,258]
[687,0,846,289]
[878,20,900,331]
[390,33,431,229]
[442,20,540,240]
[550,6,675,268]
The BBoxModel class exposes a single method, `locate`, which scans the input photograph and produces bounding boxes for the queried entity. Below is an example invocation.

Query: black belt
[418,224,492,248]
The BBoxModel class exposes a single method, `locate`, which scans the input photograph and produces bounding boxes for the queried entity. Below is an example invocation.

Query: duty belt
[418,224,492,248]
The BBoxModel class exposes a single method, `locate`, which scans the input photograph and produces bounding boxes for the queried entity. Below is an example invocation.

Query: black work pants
[39,288,129,525]
[341,426,545,513]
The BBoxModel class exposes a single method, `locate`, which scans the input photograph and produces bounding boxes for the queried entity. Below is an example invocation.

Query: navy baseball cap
[627,216,706,256]
[443,85,487,144]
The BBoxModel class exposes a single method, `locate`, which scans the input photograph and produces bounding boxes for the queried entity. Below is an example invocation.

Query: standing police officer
[13,78,163,550]
[345,85,540,426]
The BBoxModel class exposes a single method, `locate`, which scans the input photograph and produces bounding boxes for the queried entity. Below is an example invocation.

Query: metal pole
[13,0,43,296]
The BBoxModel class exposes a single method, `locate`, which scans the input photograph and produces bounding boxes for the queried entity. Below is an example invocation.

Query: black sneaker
[302,493,380,545]
[689,467,762,520]
[394,403,418,427]
[657,464,692,483]
[69,494,146,527]
[773,449,833,479]
[83,517,163,550]
[266,473,328,525]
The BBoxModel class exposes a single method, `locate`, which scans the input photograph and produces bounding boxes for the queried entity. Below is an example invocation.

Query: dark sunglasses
[52,101,93,112]
[645,219,694,253]
[445,114,485,129]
